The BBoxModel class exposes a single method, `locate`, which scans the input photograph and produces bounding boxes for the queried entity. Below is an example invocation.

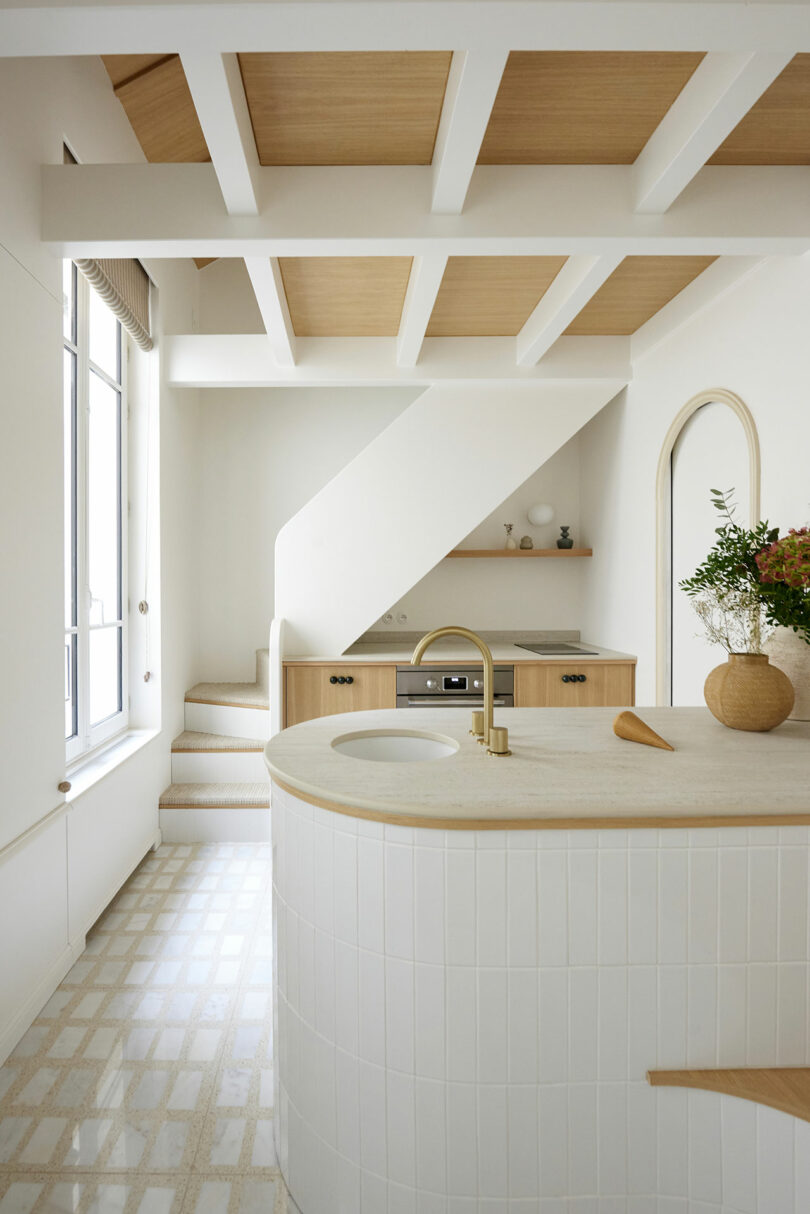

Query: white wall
[385,435,586,633]
[580,255,810,705]
[0,57,200,1060]
[195,387,416,679]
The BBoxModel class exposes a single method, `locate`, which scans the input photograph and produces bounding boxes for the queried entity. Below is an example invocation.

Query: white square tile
[415,1078,446,1194]
[332,832,358,947]
[568,1083,597,1196]
[598,966,628,1081]
[568,968,598,1082]
[446,1082,477,1198]
[385,957,415,1074]
[537,1085,568,1198]
[657,967,687,1068]
[477,1084,507,1199]
[688,849,718,964]
[778,848,808,960]
[747,964,777,1064]
[687,1090,722,1203]
[538,968,567,1085]
[749,848,778,960]
[627,1083,657,1195]
[507,1085,538,1198]
[508,969,538,1084]
[386,1070,415,1187]
[446,851,476,966]
[776,963,807,1064]
[536,851,568,967]
[598,1084,626,1195]
[657,1087,688,1198]
[658,850,688,964]
[19,1117,67,1164]
[718,849,748,962]
[358,1061,386,1177]
[358,950,385,1066]
[446,967,476,1083]
[415,963,445,1081]
[209,1117,246,1167]
[628,849,658,965]
[357,837,383,954]
[477,969,508,1085]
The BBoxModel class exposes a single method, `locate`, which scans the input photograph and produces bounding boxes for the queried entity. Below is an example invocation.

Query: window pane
[90,625,121,726]
[88,371,121,627]
[88,283,120,381]
[65,634,77,740]
[64,349,77,630]
[62,261,75,343]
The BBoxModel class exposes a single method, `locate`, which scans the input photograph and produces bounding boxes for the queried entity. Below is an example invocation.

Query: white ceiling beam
[6,2,810,57]
[431,49,508,214]
[634,52,793,214]
[41,164,810,258]
[396,255,448,367]
[180,51,259,216]
[516,255,623,366]
[630,254,767,360]
[166,334,631,388]
[244,258,297,366]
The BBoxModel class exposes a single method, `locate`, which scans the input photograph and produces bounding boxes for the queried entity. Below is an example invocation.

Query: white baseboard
[0,937,84,1065]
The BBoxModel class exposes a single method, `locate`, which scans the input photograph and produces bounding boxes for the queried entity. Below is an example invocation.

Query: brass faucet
[411,625,510,756]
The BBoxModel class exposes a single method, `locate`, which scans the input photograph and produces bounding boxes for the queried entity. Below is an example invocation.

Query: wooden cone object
[613,710,674,752]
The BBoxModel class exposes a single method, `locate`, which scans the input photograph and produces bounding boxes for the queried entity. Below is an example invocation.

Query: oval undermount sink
[331,729,459,763]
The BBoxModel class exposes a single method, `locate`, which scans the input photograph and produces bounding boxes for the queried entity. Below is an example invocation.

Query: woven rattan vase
[764,627,810,721]
[704,653,795,732]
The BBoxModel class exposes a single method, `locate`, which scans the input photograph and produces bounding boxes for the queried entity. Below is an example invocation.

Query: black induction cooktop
[516,642,599,656]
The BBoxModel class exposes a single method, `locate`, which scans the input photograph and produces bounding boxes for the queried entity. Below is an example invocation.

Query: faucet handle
[487,726,511,757]
[470,709,484,738]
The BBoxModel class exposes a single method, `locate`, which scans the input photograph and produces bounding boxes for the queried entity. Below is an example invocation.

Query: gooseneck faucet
[411,625,510,755]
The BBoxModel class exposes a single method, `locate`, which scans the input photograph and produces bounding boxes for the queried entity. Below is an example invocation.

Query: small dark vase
[557,525,574,550]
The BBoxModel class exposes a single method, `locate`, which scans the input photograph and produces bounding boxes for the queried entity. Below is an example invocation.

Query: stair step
[159,783,270,809]
[171,731,264,753]
[185,682,269,710]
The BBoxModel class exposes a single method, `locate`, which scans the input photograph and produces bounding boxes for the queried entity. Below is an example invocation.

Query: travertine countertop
[264,707,810,826]
[283,639,636,664]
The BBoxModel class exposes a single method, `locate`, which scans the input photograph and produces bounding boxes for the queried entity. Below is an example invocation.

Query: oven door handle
[402,697,511,707]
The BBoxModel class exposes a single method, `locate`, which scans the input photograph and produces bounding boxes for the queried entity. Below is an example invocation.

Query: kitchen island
[265,707,810,1213]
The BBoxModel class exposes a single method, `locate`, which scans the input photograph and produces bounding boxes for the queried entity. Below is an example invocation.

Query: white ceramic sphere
[527,502,555,526]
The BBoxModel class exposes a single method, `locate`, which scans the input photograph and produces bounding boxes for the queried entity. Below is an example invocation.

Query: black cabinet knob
[578,674,587,683]
[561,674,569,683]
[346,676,354,685]
[329,675,338,684]
[337,676,346,684]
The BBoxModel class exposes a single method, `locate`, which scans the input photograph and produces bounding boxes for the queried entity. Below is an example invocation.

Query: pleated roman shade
[75,258,153,352]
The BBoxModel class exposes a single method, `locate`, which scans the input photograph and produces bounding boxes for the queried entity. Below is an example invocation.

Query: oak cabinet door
[285,664,397,727]
[515,662,635,708]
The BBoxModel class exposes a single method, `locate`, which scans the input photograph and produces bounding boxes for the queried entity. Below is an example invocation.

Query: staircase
[159,648,271,842]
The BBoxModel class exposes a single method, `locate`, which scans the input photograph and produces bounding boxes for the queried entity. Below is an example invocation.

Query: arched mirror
[656,390,761,705]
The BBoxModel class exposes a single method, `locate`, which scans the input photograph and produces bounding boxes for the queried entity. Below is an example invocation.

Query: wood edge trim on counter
[170,746,264,754]
[648,1068,810,1124]
[272,780,810,832]
[184,697,270,710]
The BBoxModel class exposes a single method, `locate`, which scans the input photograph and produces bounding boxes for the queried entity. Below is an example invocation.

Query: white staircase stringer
[275,380,626,656]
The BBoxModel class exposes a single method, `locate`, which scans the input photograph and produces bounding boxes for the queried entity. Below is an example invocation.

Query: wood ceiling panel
[104,54,209,163]
[239,52,452,165]
[278,257,413,336]
[426,256,567,336]
[101,55,171,88]
[564,256,718,335]
[478,52,704,164]
[709,54,810,164]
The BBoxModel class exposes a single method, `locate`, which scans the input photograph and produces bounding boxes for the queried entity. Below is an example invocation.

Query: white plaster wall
[580,255,810,706]
[0,58,200,1060]
[385,435,586,633]
[195,388,416,680]
[273,784,810,1213]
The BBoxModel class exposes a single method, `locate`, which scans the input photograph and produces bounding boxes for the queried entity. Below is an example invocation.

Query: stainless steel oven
[396,665,514,708]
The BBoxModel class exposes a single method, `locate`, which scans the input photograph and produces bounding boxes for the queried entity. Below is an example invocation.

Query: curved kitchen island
[265,707,810,1214]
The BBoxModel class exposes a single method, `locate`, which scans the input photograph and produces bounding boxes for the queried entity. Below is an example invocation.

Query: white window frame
[65,263,129,763]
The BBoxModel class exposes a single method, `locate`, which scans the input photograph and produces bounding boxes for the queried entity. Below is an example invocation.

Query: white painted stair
[159,649,270,843]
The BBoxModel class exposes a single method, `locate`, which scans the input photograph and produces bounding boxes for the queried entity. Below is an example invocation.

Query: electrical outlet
[381,613,394,624]
[396,612,408,624]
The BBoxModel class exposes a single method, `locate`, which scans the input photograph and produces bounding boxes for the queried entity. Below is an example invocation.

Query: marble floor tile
[0,846,280,1207]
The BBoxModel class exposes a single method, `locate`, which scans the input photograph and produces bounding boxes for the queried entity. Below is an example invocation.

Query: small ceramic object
[764,626,810,720]
[519,535,534,550]
[504,523,517,550]
[704,652,794,731]
[557,525,574,549]
[527,503,555,526]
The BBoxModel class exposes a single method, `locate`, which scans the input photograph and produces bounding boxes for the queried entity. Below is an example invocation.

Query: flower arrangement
[680,491,810,652]
[756,528,810,642]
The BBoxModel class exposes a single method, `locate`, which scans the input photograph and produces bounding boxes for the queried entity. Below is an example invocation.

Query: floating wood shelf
[446,548,592,558]
[648,1068,810,1124]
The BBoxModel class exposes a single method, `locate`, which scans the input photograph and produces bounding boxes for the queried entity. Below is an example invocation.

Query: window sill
[65,728,160,801]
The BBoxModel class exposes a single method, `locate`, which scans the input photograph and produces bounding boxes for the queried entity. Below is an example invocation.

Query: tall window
[64,260,128,760]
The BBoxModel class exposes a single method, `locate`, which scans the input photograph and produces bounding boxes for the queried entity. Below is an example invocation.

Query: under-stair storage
[160,649,271,842]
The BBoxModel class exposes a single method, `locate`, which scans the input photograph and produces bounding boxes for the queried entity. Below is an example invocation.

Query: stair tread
[159,782,270,809]
[172,731,265,753]
[185,682,269,709]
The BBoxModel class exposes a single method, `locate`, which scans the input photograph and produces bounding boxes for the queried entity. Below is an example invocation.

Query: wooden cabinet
[284,664,397,727]
[515,662,635,708]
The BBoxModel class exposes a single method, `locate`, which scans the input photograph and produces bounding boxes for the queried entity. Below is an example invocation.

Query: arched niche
[655,389,761,705]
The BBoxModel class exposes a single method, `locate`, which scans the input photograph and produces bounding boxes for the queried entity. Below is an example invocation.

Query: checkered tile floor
[0,844,296,1214]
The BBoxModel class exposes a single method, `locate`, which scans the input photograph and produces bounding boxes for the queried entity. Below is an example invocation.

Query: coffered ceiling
[28,0,810,385]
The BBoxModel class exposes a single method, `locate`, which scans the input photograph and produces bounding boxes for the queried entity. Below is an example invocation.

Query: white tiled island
[265,708,810,1214]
